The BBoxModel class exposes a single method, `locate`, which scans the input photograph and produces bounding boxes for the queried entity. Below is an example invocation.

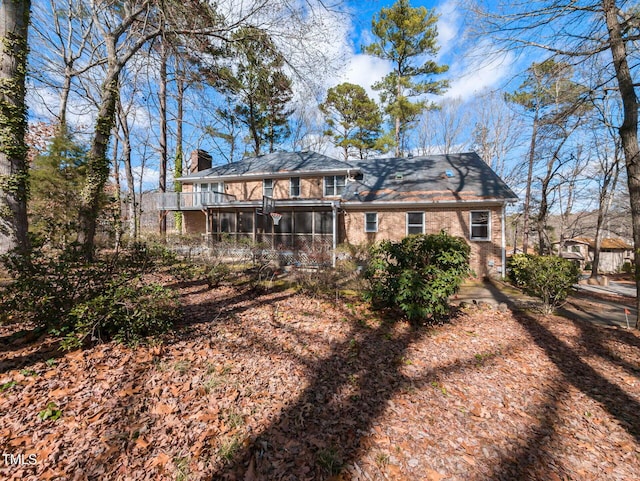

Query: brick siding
[343,206,504,277]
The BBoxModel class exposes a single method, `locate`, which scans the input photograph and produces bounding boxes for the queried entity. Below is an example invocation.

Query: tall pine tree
[207,27,293,157]
[364,0,448,157]
[320,82,383,160]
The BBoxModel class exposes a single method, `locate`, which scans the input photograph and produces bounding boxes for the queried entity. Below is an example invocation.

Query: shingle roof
[342,152,518,203]
[558,237,632,250]
[180,150,518,204]
[599,238,633,250]
[179,151,355,180]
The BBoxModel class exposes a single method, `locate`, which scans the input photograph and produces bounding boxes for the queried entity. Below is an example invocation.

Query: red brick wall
[342,206,504,277]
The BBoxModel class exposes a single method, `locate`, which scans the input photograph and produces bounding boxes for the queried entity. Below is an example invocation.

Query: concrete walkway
[576,281,637,298]
[453,279,638,330]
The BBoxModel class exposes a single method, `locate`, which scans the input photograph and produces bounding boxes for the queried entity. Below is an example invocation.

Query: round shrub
[507,254,580,314]
[364,231,471,324]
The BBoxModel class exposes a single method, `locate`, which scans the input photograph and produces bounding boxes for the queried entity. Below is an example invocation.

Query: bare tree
[115,95,138,240]
[288,101,327,154]
[471,0,640,323]
[158,36,168,238]
[30,0,97,133]
[470,90,525,184]
[587,90,623,279]
[415,97,470,154]
[75,0,165,258]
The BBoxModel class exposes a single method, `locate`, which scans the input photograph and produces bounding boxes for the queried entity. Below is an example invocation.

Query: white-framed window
[407,212,424,235]
[364,212,378,233]
[263,179,274,197]
[290,177,300,197]
[470,211,490,241]
[195,182,224,204]
[196,182,224,192]
[324,175,346,196]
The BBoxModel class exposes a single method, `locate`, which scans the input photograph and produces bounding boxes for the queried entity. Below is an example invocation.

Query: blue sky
[335,0,521,102]
[27,0,530,189]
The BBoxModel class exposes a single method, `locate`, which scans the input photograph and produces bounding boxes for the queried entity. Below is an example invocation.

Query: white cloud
[338,54,392,98]
[436,0,461,58]
[444,49,515,100]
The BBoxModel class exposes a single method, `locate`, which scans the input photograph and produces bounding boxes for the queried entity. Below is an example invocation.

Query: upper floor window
[196,182,223,192]
[365,212,378,233]
[195,182,224,204]
[324,175,346,196]
[263,179,274,197]
[470,211,490,240]
[407,212,424,235]
[290,177,300,197]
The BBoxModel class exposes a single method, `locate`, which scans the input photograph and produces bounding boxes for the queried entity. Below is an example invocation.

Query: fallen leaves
[1,281,639,480]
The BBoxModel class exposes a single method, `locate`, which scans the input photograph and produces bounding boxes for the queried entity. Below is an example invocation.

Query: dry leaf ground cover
[1,278,640,480]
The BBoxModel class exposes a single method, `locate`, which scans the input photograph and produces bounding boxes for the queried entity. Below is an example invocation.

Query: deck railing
[155,191,237,210]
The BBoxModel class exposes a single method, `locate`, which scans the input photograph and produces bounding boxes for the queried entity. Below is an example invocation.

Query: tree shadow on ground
[204,306,429,480]
[566,314,640,377]
[0,333,69,375]
[482,279,640,479]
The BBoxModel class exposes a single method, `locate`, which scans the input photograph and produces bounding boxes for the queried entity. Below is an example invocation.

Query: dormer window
[324,175,346,196]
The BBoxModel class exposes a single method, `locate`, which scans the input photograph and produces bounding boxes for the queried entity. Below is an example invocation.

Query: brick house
[157,150,518,276]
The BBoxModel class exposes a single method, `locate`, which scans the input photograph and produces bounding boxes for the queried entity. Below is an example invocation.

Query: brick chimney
[189,149,212,173]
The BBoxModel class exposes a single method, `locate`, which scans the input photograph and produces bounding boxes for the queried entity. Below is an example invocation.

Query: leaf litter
[1,280,639,480]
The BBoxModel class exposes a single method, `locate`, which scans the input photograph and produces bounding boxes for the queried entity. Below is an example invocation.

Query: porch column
[332,201,338,267]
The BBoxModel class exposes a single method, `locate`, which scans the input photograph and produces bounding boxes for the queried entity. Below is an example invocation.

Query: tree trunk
[77,61,119,259]
[602,0,640,327]
[174,66,184,233]
[536,171,551,255]
[58,62,74,134]
[158,39,167,239]
[522,111,538,254]
[117,98,137,240]
[248,97,261,157]
[395,72,401,157]
[0,0,30,255]
[591,159,619,279]
[111,133,123,250]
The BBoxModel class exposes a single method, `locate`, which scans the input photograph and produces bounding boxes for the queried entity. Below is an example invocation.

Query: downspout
[332,201,338,267]
[501,203,507,279]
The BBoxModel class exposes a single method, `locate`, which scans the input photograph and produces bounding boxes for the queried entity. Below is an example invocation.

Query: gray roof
[180,150,518,204]
[342,152,518,203]
[180,151,356,180]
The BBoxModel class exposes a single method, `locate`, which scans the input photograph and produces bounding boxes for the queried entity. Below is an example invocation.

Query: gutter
[177,168,361,183]
[342,199,518,209]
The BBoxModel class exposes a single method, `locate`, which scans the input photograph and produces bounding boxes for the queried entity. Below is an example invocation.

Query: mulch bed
[1,280,639,480]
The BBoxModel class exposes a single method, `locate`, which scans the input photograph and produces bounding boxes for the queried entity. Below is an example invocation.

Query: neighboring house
[156,150,518,276]
[556,236,634,273]
[555,237,591,268]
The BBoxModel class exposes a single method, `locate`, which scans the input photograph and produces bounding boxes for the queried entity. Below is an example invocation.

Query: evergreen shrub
[364,232,470,324]
[507,254,580,314]
[0,244,180,347]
